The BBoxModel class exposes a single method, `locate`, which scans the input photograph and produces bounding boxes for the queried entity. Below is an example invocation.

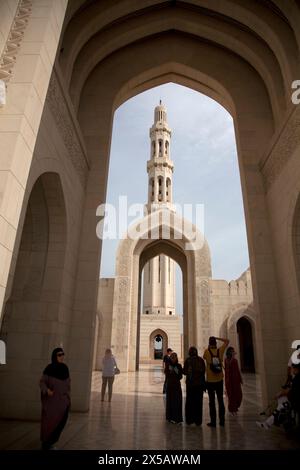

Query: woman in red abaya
[224,347,243,415]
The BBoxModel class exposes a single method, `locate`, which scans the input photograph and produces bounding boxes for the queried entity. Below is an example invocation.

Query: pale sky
[100,83,249,313]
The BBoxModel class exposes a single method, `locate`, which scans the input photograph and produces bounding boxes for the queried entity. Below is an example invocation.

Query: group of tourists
[38,339,299,450]
[163,336,243,426]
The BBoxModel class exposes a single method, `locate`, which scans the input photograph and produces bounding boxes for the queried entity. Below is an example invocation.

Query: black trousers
[206,380,225,425]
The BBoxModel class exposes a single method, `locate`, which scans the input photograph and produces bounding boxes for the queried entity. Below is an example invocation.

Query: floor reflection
[0,366,299,450]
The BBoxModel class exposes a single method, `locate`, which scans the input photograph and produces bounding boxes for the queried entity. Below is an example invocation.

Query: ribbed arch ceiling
[65,7,285,122]
[59,0,300,131]
[271,0,300,49]
[78,30,275,158]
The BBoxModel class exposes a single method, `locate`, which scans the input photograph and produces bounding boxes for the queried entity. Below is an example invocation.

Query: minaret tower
[143,102,176,317]
[146,101,174,211]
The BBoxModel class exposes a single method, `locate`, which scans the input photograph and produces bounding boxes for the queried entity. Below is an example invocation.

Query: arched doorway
[237,316,255,373]
[137,242,187,370]
[138,248,183,365]
[149,329,168,361]
[0,172,67,419]
[154,335,163,359]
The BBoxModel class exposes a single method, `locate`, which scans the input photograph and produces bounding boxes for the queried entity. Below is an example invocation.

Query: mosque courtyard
[0,365,298,451]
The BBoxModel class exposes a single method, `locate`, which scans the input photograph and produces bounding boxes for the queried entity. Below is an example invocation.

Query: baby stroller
[259,398,278,417]
[273,400,296,431]
[259,396,296,431]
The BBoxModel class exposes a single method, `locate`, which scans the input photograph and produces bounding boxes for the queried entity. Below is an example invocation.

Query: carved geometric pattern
[117,277,128,303]
[200,279,210,328]
[197,242,212,277]
[46,70,89,186]
[118,262,129,276]
[0,0,32,84]
[261,105,300,191]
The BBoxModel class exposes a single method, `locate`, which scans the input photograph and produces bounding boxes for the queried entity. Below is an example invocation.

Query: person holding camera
[203,336,229,427]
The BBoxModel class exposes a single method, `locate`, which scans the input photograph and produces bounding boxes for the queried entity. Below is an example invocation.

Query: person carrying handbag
[101,349,119,402]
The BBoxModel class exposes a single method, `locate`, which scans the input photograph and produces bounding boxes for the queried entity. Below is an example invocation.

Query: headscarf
[188,346,198,357]
[186,346,205,381]
[43,347,70,380]
[226,347,235,359]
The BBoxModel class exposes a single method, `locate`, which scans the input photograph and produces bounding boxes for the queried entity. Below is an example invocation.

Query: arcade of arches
[0,0,300,427]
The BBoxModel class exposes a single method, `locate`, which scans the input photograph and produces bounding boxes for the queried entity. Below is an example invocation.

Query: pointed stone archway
[1,1,300,416]
[0,172,67,419]
[237,317,256,373]
[110,209,211,372]
[226,305,257,374]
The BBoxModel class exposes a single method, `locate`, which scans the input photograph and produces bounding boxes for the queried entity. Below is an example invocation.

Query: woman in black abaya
[165,352,183,424]
[183,346,206,425]
[40,347,71,450]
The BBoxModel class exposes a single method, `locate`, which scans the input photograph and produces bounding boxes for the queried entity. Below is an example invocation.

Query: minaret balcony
[150,125,172,136]
[147,159,174,171]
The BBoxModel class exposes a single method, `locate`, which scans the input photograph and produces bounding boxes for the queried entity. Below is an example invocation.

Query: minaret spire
[147,102,174,210]
[142,103,176,318]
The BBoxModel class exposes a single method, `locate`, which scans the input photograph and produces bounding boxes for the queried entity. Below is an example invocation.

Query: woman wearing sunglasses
[40,348,71,450]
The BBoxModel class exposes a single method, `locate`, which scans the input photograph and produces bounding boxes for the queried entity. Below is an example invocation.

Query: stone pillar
[0,0,68,322]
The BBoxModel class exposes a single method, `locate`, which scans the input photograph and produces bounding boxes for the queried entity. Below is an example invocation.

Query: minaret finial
[159,99,162,105]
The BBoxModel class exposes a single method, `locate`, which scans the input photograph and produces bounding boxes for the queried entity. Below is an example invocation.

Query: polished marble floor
[0,365,299,450]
